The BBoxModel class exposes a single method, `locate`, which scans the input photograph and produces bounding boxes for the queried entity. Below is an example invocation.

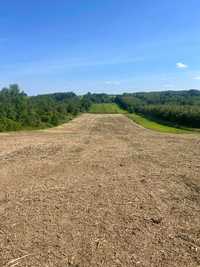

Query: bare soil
[0,114,200,267]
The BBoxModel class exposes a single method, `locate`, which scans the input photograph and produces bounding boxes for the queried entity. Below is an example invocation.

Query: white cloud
[193,76,200,80]
[105,81,121,85]
[176,62,188,69]
[163,84,174,89]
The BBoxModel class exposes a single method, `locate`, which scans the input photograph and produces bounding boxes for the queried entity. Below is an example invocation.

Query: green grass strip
[89,103,127,114]
[127,113,193,134]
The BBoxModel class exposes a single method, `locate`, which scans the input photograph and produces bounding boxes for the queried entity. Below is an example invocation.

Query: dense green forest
[115,90,200,128]
[0,85,200,131]
[0,85,115,131]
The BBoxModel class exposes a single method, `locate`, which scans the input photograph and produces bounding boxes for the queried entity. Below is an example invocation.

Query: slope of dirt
[0,114,200,267]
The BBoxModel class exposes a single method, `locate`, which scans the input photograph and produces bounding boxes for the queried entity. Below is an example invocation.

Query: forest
[0,85,114,131]
[0,84,200,131]
[115,90,200,128]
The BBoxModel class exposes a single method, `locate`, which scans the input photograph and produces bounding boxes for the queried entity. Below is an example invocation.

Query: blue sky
[0,0,200,95]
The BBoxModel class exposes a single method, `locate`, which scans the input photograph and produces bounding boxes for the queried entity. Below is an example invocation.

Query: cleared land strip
[0,114,200,267]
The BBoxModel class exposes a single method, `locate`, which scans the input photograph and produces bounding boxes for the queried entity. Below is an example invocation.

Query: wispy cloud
[176,62,188,69]
[163,83,174,89]
[193,76,200,80]
[0,56,144,76]
[105,81,121,85]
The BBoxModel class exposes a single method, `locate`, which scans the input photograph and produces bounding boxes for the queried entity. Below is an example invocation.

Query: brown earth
[0,114,200,267]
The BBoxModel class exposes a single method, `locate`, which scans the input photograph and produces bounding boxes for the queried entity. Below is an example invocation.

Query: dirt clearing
[0,114,200,267]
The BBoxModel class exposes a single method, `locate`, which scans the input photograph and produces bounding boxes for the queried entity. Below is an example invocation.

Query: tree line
[115,90,200,128]
[0,85,117,131]
[0,85,200,131]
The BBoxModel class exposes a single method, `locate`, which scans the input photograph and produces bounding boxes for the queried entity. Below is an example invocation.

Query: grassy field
[89,103,127,114]
[127,113,192,134]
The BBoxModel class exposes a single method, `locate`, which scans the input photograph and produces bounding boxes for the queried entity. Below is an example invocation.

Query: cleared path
[0,114,200,266]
